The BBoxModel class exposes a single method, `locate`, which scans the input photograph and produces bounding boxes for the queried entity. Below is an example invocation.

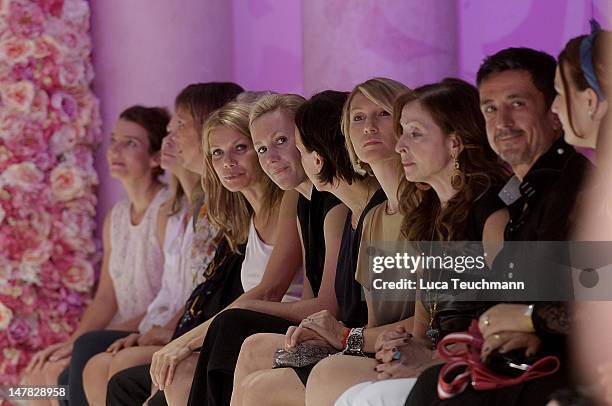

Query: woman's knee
[237,333,275,366]
[164,353,199,401]
[242,369,304,406]
[307,355,343,388]
[83,352,111,384]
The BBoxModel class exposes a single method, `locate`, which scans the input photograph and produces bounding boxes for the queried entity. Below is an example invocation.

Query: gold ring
[483,317,490,326]
[493,334,501,341]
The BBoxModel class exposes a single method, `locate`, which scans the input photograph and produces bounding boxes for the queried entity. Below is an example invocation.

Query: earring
[588,110,594,120]
[450,155,465,190]
[415,182,431,191]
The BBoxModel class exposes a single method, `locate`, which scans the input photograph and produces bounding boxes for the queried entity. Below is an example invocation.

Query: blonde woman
[149,102,283,404]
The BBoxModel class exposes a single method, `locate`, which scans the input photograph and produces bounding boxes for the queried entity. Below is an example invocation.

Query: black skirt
[187,308,296,406]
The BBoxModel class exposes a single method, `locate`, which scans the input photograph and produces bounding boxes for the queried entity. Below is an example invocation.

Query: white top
[241,219,302,302]
[139,201,195,332]
[108,187,168,331]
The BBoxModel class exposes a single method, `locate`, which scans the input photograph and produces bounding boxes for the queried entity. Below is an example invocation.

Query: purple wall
[91,0,610,230]
[90,0,233,227]
[458,0,612,82]
[302,0,458,94]
[231,0,303,95]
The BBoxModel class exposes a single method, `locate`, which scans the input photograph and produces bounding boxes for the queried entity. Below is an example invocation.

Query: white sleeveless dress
[139,201,196,332]
[108,187,168,331]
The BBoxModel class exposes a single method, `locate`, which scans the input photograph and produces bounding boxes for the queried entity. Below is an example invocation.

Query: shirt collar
[498,137,577,206]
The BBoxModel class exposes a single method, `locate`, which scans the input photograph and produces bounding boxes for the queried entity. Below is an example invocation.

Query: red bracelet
[341,327,351,348]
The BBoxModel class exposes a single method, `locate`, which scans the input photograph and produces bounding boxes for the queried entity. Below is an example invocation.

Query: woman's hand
[25,341,72,373]
[374,337,433,380]
[374,325,412,353]
[149,337,192,390]
[106,333,140,355]
[478,304,535,338]
[296,310,346,350]
[285,325,333,352]
[480,331,541,361]
[138,326,173,346]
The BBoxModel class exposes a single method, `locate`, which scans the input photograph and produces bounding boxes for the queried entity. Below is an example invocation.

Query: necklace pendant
[426,328,439,349]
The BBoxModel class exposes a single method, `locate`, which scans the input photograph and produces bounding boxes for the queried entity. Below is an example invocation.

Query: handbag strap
[436,321,561,400]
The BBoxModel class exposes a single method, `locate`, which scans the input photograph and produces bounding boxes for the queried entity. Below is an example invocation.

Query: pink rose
[3,120,46,159]
[32,34,60,59]
[0,145,15,172]
[61,257,94,293]
[29,90,50,121]
[37,0,65,17]
[50,125,77,155]
[58,59,85,88]
[1,80,35,112]
[50,163,84,201]
[22,240,53,265]
[7,317,30,345]
[0,0,8,16]
[0,302,13,330]
[0,37,34,64]
[0,111,25,137]
[0,258,14,282]
[8,2,45,38]
[50,91,77,121]
[1,162,44,191]
[61,0,90,29]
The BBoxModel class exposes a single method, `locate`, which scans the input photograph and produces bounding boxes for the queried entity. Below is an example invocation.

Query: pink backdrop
[90,0,612,228]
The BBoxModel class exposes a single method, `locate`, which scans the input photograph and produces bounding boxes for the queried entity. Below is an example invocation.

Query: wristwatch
[342,327,365,356]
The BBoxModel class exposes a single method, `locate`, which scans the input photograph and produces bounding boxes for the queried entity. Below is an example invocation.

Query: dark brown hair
[395,78,510,241]
[295,90,364,185]
[119,105,170,178]
[174,82,244,130]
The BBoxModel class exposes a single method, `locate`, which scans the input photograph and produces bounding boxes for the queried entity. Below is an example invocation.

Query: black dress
[186,187,341,406]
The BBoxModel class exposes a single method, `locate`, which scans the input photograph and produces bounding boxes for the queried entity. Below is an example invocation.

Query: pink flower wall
[0,0,100,385]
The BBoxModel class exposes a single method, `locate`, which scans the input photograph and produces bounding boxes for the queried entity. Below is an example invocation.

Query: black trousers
[187,309,296,406]
[106,364,167,406]
[58,330,131,406]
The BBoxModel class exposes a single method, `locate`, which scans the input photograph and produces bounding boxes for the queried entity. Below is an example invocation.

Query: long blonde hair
[341,77,409,175]
[201,102,282,252]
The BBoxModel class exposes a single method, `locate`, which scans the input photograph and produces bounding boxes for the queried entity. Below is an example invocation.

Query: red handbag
[436,320,560,400]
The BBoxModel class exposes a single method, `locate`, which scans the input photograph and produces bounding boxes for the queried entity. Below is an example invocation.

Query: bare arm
[232,190,303,302]
[359,287,415,353]
[235,203,348,322]
[167,203,349,351]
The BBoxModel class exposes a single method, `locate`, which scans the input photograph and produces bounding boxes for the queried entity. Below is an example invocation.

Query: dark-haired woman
[330,78,510,406]
[23,106,172,406]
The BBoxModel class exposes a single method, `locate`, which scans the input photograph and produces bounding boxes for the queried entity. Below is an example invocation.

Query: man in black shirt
[477,48,591,303]
[405,47,591,406]
[477,47,591,243]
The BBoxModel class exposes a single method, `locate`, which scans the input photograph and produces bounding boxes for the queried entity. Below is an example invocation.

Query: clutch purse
[436,320,560,400]
[272,343,338,369]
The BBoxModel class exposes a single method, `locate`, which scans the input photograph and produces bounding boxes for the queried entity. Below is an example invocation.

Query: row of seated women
[21,27,611,405]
